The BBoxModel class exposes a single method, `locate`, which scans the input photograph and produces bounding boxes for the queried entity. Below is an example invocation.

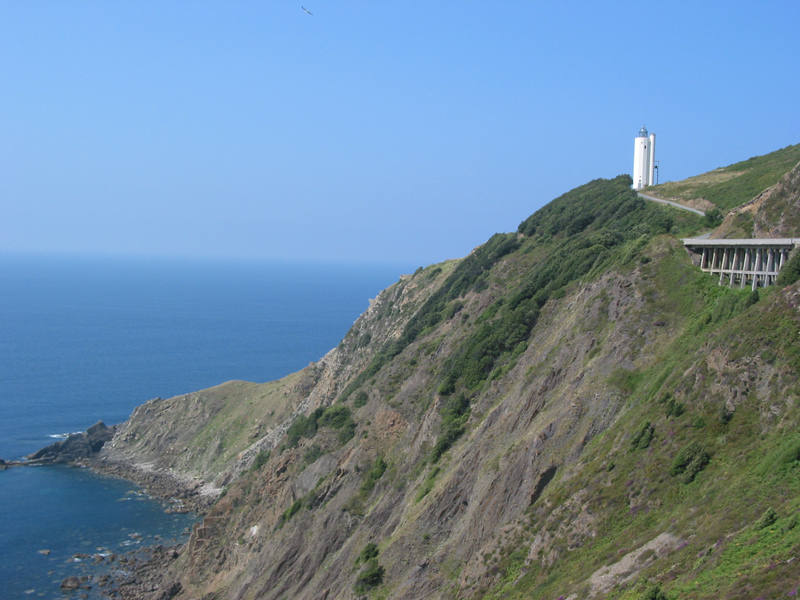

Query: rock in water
[60,576,81,590]
[27,421,115,463]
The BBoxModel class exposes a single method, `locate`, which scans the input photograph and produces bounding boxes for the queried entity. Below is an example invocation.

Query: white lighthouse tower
[632,126,656,190]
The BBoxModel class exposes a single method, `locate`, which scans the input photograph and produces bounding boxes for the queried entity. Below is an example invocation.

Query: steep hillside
[715,160,800,239]
[645,143,800,215]
[97,152,800,600]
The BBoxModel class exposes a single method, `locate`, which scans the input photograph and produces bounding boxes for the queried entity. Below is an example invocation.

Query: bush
[642,583,669,600]
[286,410,322,447]
[415,466,440,502]
[355,542,379,565]
[703,208,723,228]
[755,507,778,530]
[353,390,369,408]
[670,442,710,483]
[304,445,322,465]
[665,397,685,418]
[630,421,654,451]
[277,498,305,527]
[250,450,270,472]
[285,405,356,447]
[360,456,387,495]
[355,559,384,592]
[431,394,471,462]
[777,250,800,286]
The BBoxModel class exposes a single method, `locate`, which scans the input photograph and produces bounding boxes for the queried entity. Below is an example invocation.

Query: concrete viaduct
[682,238,800,290]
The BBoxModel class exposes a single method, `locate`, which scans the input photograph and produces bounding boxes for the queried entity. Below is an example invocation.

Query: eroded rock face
[716,160,800,238]
[27,421,115,464]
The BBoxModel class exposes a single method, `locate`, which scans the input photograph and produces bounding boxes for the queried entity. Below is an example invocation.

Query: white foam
[48,431,82,439]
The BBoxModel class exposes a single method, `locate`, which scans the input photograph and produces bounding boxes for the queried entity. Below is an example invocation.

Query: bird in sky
[301,6,313,16]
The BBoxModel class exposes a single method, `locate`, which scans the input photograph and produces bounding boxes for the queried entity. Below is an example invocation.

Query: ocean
[0,255,409,599]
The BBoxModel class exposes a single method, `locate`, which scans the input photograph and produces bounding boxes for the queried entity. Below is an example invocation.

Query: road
[637,192,706,216]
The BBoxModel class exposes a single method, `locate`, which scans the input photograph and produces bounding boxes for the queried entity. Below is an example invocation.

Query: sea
[0,254,410,599]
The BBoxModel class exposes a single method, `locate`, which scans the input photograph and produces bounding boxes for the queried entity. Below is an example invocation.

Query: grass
[648,143,800,212]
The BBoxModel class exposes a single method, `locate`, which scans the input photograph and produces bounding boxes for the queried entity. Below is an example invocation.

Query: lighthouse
[632,126,656,190]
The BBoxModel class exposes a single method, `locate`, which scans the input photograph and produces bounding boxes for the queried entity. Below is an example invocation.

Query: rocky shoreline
[5,421,208,599]
[84,456,217,514]
[10,420,216,514]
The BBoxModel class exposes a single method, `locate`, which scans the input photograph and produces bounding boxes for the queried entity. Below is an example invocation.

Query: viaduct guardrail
[682,238,800,290]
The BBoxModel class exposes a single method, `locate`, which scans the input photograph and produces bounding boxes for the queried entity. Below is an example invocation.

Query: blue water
[0,255,408,599]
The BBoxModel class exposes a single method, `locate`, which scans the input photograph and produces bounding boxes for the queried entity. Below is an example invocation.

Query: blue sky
[2,1,798,265]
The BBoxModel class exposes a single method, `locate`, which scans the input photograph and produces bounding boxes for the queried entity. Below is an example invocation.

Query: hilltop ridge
[53,144,800,599]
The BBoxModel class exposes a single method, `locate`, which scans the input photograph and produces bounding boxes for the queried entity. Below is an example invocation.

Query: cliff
[93,147,800,599]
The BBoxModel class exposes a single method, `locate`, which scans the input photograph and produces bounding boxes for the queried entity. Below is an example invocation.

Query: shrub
[355,559,384,592]
[431,394,471,462]
[355,542,379,565]
[318,405,351,429]
[665,398,685,418]
[285,405,356,447]
[277,498,305,527]
[630,421,654,451]
[286,410,322,447]
[353,390,369,408]
[360,456,387,495]
[250,450,270,472]
[415,466,440,502]
[703,208,723,228]
[755,507,778,530]
[304,445,322,465]
[670,442,710,483]
[642,583,669,600]
[776,250,800,286]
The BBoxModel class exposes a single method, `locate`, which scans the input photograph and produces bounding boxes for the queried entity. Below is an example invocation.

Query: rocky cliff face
[717,160,800,238]
[94,155,800,600]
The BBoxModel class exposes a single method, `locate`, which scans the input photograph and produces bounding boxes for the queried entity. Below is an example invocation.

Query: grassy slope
[647,143,800,212]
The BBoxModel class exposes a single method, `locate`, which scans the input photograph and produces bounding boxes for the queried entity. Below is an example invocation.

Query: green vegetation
[286,405,356,447]
[664,396,685,418]
[278,498,304,527]
[360,455,387,495]
[670,441,710,483]
[648,143,800,211]
[702,208,723,227]
[754,506,778,530]
[303,444,322,464]
[431,394,471,462]
[353,390,369,408]
[342,175,707,408]
[437,176,690,396]
[355,542,379,565]
[341,232,520,401]
[415,466,440,502]
[355,560,384,593]
[641,584,668,600]
[630,421,654,451]
[250,450,270,472]
[776,250,800,286]
[354,543,384,593]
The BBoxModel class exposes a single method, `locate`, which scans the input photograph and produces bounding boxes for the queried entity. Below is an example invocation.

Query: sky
[2,1,799,266]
